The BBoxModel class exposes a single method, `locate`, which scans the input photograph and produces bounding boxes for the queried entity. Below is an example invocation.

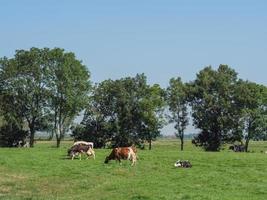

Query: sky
[1,0,267,135]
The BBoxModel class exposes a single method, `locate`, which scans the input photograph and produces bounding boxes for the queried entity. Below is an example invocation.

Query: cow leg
[117,158,121,164]
[86,151,90,160]
[128,148,136,166]
[86,148,95,160]
[127,152,131,160]
[131,154,137,166]
[92,150,95,160]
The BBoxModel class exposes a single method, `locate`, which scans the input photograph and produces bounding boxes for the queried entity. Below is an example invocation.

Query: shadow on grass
[131,195,151,200]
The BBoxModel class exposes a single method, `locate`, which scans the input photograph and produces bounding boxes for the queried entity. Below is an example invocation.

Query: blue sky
[1,0,266,134]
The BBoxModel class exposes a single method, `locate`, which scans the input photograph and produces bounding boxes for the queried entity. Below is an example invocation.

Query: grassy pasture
[0,140,267,200]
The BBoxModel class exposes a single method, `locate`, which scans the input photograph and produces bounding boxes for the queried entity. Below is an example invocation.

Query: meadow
[1,140,267,200]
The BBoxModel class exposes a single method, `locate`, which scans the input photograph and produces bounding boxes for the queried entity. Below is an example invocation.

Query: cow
[174,160,192,168]
[73,141,94,149]
[12,140,30,148]
[68,143,95,160]
[229,144,245,152]
[104,146,137,166]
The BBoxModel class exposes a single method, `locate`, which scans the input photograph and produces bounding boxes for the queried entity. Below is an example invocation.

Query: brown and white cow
[68,143,95,160]
[104,146,137,166]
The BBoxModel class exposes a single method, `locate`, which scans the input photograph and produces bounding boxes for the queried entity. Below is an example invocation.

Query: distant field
[1,140,267,200]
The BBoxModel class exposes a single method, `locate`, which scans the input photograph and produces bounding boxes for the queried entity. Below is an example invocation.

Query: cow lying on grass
[12,140,30,148]
[229,144,245,152]
[104,146,137,166]
[174,160,192,168]
[68,143,95,160]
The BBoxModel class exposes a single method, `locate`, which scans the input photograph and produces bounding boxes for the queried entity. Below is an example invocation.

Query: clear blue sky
[1,0,266,134]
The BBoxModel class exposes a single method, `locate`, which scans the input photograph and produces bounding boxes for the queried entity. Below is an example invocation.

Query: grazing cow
[73,141,94,149]
[12,140,30,148]
[229,144,245,152]
[104,146,137,166]
[68,143,95,160]
[174,160,192,168]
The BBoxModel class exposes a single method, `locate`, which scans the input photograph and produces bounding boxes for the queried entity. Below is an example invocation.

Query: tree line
[1,47,266,151]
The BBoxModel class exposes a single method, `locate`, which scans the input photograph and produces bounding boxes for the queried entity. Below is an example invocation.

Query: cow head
[104,156,110,164]
[229,145,235,151]
[67,148,72,156]
[174,160,182,167]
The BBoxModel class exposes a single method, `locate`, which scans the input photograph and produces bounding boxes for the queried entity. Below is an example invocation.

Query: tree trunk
[180,137,184,151]
[245,122,252,152]
[55,125,62,148]
[56,136,61,148]
[245,137,249,152]
[29,123,35,147]
[149,139,152,150]
[245,134,250,152]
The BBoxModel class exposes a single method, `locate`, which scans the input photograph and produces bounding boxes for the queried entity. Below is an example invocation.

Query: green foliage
[189,65,239,151]
[45,48,91,147]
[189,65,267,151]
[166,77,189,151]
[0,47,91,147]
[234,80,267,151]
[71,124,108,148]
[73,74,165,149]
[0,48,49,147]
[0,122,28,147]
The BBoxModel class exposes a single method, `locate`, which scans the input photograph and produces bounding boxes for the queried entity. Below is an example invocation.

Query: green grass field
[1,140,267,200]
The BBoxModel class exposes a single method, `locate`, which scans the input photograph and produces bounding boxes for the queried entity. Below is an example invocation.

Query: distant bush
[0,123,28,147]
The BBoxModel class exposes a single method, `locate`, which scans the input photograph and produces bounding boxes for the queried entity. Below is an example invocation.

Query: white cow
[73,141,94,149]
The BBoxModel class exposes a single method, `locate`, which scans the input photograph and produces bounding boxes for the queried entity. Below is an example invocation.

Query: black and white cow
[229,144,245,152]
[68,143,95,160]
[174,160,192,168]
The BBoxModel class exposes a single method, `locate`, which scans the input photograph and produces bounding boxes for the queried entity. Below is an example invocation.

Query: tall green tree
[0,47,91,147]
[46,48,91,147]
[73,74,165,149]
[234,81,267,151]
[1,63,28,146]
[189,65,238,151]
[166,77,189,151]
[0,48,49,147]
[138,83,165,150]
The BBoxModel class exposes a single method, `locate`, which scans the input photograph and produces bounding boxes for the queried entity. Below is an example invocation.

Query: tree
[0,88,29,147]
[0,48,49,147]
[73,74,165,149]
[138,83,165,150]
[188,65,239,151]
[73,79,120,148]
[1,68,29,147]
[0,47,91,147]
[234,81,267,151]
[46,48,91,147]
[166,77,189,151]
